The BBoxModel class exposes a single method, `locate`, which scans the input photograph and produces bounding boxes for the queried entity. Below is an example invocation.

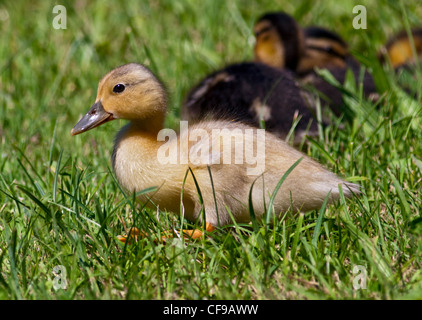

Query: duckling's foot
[174,222,216,240]
[117,223,216,244]
[160,222,216,242]
[117,227,144,244]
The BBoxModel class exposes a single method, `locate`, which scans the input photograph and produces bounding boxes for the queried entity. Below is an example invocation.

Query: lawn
[0,0,421,300]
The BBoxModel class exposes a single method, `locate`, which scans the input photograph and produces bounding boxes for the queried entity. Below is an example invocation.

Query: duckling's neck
[128,114,165,135]
[111,115,175,194]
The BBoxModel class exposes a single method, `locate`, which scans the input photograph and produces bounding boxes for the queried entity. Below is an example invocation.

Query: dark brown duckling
[298,26,378,116]
[297,26,350,74]
[182,62,320,144]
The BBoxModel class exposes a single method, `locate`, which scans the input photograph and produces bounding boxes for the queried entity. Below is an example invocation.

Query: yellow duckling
[381,28,422,69]
[72,63,359,238]
[377,28,422,98]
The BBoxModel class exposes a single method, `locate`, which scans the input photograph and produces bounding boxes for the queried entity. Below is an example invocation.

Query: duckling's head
[296,26,349,74]
[253,12,304,71]
[71,63,167,135]
[382,28,422,68]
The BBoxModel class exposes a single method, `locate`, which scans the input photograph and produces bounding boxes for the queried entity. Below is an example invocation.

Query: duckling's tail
[342,181,361,198]
[309,173,360,201]
[298,177,360,213]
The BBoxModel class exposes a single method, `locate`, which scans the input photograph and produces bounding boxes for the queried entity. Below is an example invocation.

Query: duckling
[253,12,305,71]
[182,62,320,145]
[253,13,353,74]
[71,63,359,239]
[297,26,377,116]
[296,26,351,75]
[380,28,422,69]
[253,13,377,116]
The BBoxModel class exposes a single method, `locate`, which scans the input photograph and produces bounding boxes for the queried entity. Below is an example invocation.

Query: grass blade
[265,157,303,225]
[247,174,263,232]
[312,191,331,249]
[207,165,220,227]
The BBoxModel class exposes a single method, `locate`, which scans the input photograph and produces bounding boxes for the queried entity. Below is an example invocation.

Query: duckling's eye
[113,84,125,93]
[254,26,272,38]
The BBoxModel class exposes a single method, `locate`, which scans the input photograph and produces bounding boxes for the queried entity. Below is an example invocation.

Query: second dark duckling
[253,12,377,116]
[298,26,377,116]
[297,26,350,74]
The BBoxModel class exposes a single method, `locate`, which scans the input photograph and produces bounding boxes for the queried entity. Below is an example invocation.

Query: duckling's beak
[71,101,115,136]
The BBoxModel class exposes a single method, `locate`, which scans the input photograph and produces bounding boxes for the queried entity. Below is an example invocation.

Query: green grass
[0,0,422,300]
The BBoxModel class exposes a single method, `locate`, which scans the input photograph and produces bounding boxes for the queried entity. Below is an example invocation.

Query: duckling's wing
[342,181,361,196]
